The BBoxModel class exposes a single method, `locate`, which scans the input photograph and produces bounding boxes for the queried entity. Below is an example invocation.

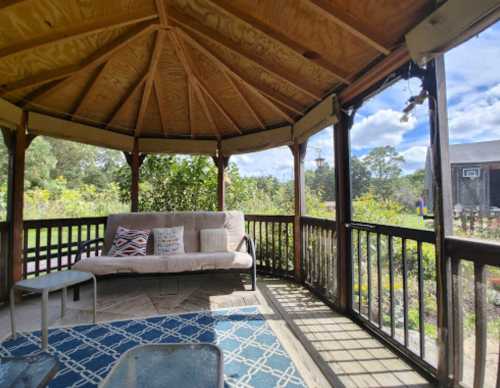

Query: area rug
[0,306,305,387]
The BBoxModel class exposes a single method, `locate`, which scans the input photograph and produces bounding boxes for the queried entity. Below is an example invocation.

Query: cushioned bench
[72,211,256,293]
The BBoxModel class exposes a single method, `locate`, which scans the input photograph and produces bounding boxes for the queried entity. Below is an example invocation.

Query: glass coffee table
[99,344,223,388]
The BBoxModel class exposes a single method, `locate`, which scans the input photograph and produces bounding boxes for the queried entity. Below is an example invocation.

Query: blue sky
[232,21,500,180]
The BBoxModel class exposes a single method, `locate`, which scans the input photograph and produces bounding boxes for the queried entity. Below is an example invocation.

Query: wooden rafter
[155,0,169,27]
[8,21,157,101]
[0,9,158,61]
[105,72,148,129]
[71,61,109,118]
[153,78,168,136]
[177,36,241,135]
[135,30,165,136]
[305,0,391,55]
[0,0,26,10]
[187,81,195,137]
[208,0,351,84]
[176,28,296,124]
[226,75,265,130]
[168,8,322,102]
[169,29,221,139]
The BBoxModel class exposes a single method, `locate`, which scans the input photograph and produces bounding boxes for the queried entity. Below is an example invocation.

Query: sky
[232,21,500,180]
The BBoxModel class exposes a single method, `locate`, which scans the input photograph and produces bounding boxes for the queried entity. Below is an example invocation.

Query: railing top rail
[445,236,500,267]
[301,216,336,228]
[347,221,435,243]
[244,214,294,222]
[23,216,108,228]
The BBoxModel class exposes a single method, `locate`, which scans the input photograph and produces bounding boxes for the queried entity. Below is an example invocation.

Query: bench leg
[73,285,80,301]
[41,290,48,350]
[251,267,256,291]
[61,287,67,318]
[10,288,16,340]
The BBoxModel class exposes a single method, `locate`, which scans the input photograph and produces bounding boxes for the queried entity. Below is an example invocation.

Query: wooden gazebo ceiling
[0,0,431,143]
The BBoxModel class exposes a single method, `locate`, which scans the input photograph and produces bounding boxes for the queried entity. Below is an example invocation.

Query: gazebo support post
[3,111,30,292]
[334,107,356,313]
[424,55,453,386]
[291,141,307,281]
[124,138,146,213]
[214,152,230,211]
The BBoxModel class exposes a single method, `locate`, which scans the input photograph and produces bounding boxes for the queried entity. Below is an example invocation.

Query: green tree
[350,156,370,199]
[363,146,404,199]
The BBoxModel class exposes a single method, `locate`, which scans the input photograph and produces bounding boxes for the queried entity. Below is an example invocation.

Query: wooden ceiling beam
[0,1,27,10]
[226,75,265,130]
[176,28,298,123]
[168,8,322,102]
[153,77,168,136]
[135,30,165,136]
[0,20,157,99]
[0,8,158,61]
[187,81,195,137]
[207,0,351,84]
[169,29,221,139]
[71,61,109,118]
[106,72,148,129]
[306,0,391,55]
[155,0,169,27]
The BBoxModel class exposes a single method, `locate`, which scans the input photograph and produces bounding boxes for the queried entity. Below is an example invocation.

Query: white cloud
[350,109,417,150]
[400,146,428,173]
[448,83,500,143]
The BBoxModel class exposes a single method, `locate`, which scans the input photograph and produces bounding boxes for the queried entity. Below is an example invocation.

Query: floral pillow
[154,226,185,255]
[108,226,150,257]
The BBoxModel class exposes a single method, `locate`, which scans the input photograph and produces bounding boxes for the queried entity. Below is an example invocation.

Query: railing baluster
[23,226,28,278]
[278,222,283,275]
[259,221,262,268]
[402,238,408,347]
[451,257,463,384]
[265,221,269,271]
[86,222,91,257]
[377,233,382,328]
[285,222,289,274]
[57,225,62,271]
[417,241,426,359]
[473,262,486,388]
[357,229,362,313]
[35,227,41,276]
[68,225,73,268]
[46,226,52,273]
[271,221,275,272]
[388,235,395,337]
[367,231,372,321]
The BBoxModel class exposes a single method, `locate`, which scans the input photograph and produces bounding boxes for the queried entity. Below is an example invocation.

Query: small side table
[99,344,224,388]
[0,353,59,388]
[10,270,97,350]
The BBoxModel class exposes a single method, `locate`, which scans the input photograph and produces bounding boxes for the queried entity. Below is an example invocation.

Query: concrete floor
[0,274,434,387]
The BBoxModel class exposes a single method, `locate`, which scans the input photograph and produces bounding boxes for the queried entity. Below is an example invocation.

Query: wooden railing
[245,215,295,277]
[301,216,337,305]
[446,236,500,388]
[348,221,438,375]
[22,217,107,278]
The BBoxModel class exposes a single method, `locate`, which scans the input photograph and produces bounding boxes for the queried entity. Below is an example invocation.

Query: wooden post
[214,152,230,211]
[291,141,307,281]
[4,112,29,287]
[124,138,145,212]
[425,55,453,385]
[334,108,355,313]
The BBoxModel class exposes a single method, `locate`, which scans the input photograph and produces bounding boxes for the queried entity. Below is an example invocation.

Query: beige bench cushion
[103,211,246,255]
[73,252,253,276]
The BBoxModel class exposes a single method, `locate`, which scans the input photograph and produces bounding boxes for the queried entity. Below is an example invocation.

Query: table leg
[41,290,49,350]
[10,287,16,340]
[61,287,67,318]
[92,276,97,324]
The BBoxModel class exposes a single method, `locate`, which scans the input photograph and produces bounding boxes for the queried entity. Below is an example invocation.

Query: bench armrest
[76,237,105,262]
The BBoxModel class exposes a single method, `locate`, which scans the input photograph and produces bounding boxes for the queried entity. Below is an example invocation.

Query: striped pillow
[108,226,150,257]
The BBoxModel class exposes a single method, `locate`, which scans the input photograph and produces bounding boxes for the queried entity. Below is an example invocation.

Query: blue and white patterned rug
[0,306,305,387]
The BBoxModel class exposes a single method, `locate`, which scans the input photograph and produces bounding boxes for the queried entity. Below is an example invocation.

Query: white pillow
[153,226,184,255]
[200,228,228,253]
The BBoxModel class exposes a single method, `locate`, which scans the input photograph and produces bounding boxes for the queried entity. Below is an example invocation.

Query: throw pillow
[154,226,185,255]
[108,226,150,257]
[200,228,228,252]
